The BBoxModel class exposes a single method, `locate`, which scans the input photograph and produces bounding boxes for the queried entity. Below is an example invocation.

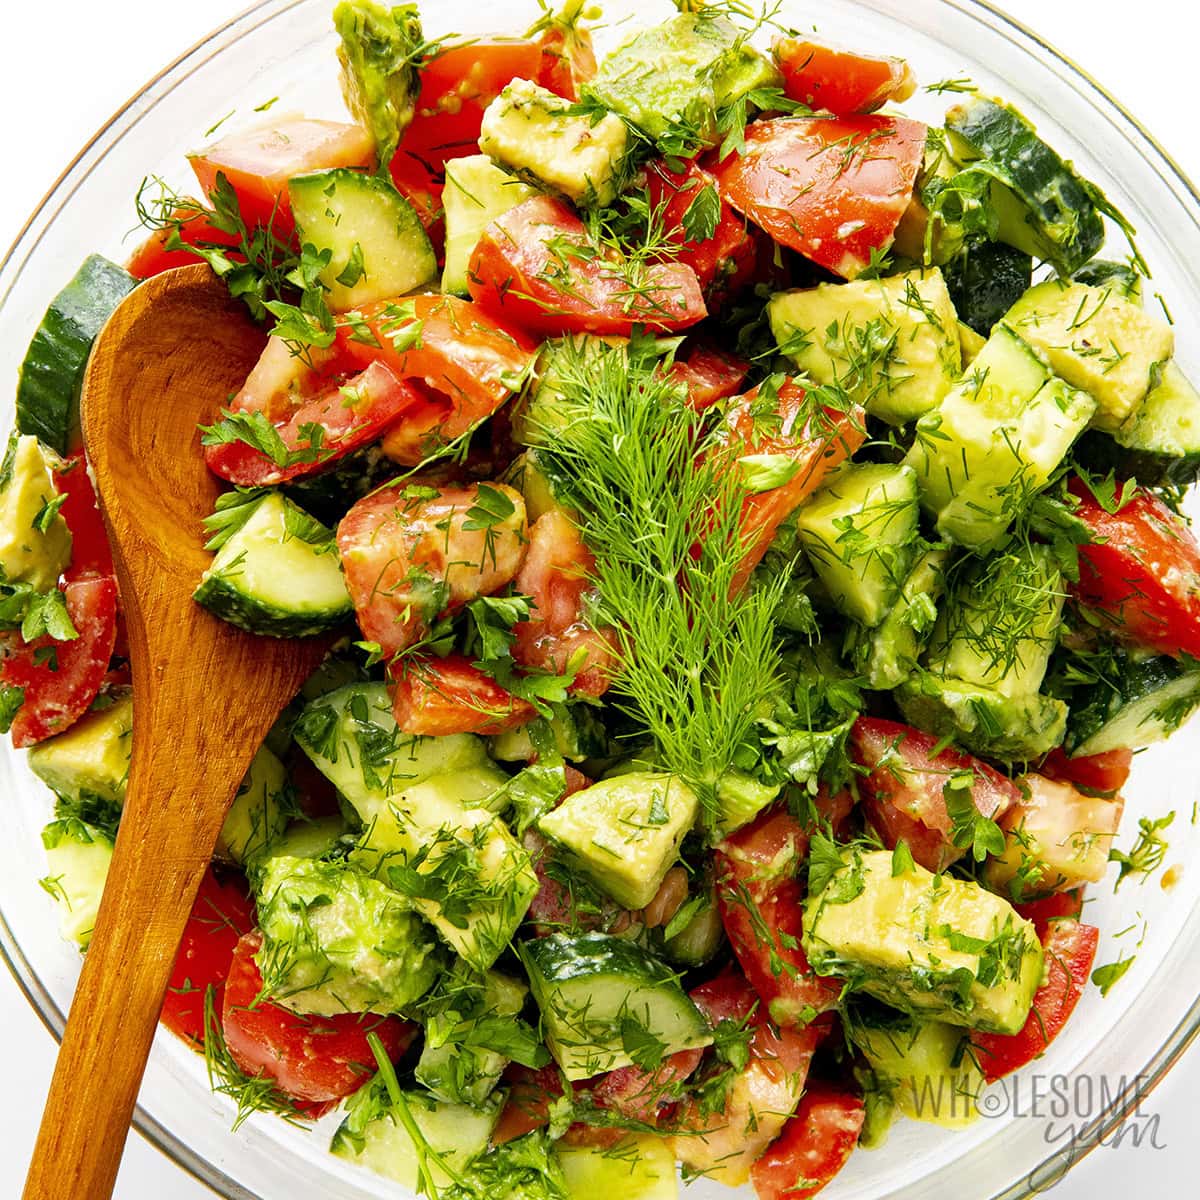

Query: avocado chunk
[538,772,697,909]
[804,849,1043,1034]
[215,745,290,867]
[984,773,1124,900]
[0,434,72,591]
[768,269,962,425]
[480,78,628,207]
[257,814,348,865]
[794,462,920,628]
[514,334,623,448]
[584,13,781,151]
[40,820,113,949]
[903,324,1095,548]
[28,692,132,807]
[558,1135,679,1199]
[490,701,605,762]
[896,673,1067,762]
[1004,280,1174,430]
[254,855,444,1016]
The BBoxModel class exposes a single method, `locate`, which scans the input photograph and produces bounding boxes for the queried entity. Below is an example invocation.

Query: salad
[7,0,1200,1196]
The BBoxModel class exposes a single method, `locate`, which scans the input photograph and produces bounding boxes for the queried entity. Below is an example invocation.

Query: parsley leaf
[681,182,721,243]
[1092,955,1135,997]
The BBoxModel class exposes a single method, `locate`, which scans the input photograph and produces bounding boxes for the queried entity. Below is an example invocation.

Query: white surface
[0,0,1195,1196]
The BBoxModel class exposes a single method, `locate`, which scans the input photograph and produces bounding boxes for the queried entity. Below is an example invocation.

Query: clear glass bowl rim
[1,1,1198,1197]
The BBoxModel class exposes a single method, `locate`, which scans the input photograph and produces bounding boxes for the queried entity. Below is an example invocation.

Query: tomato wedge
[125,199,244,280]
[389,653,534,735]
[713,115,926,279]
[222,931,414,1104]
[1070,479,1200,659]
[750,1082,866,1200]
[972,918,1099,1082]
[468,195,708,337]
[1015,889,1085,940]
[1040,746,1133,796]
[204,361,423,486]
[774,37,916,115]
[850,718,1020,872]
[493,1063,570,1145]
[52,455,113,580]
[189,117,373,235]
[2,574,119,748]
[591,1048,704,1124]
[720,382,866,594]
[534,6,597,100]
[668,345,751,412]
[160,868,256,1047]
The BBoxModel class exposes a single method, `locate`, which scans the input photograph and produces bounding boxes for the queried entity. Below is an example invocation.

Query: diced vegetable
[943,240,1031,337]
[389,654,534,736]
[774,36,915,115]
[0,435,72,591]
[40,820,113,948]
[28,691,132,808]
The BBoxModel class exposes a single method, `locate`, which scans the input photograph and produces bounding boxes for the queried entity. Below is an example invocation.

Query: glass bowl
[2,1,1199,1197]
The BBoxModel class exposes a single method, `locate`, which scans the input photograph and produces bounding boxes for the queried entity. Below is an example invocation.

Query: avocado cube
[537,772,699,909]
[40,820,113,949]
[480,78,627,207]
[768,269,962,425]
[28,692,132,807]
[804,849,1043,1034]
[984,773,1125,899]
[794,462,920,628]
[0,434,72,591]
[1004,280,1174,430]
[903,325,1096,548]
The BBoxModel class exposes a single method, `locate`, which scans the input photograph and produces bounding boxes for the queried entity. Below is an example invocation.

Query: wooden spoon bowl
[23,264,333,1198]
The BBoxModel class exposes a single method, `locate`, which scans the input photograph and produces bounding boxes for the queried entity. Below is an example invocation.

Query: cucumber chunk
[17,255,136,455]
[558,1135,679,1199]
[194,492,352,637]
[1101,361,1200,487]
[943,241,1031,337]
[522,932,712,1080]
[1073,258,1143,303]
[40,820,113,949]
[214,745,289,867]
[288,167,435,310]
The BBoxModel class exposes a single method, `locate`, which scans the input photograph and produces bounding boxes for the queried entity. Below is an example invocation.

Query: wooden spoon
[23,264,333,1199]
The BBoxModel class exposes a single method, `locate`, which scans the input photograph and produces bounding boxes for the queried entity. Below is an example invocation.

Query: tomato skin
[1040,747,1133,796]
[222,931,414,1104]
[160,868,256,1047]
[204,361,422,486]
[492,1063,568,1144]
[2,575,119,748]
[1014,889,1085,940]
[1070,481,1200,659]
[535,17,597,101]
[713,115,925,279]
[125,200,243,280]
[669,345,750,411]
[972,919,1099,1082]
[468,195,708,337]
[189,118,373,235]
[850,718,1020,872]
[774,37,915,115]
[591,1047,704,1124]
[52,455,113,580]
[749,1082,866,1200]
[389,653,535,735]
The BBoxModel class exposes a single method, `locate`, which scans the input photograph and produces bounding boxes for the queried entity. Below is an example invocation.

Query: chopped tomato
[1070,480,1200,659]
[523,829,624,936]
[389,653,534,735]
[750,1082,865,1200]
[336,480,528,659]
[204,361,423,486]
[492,1062,568,1144]
[774,37,915,115]
[850,718,1020,872]
[1,574,119,748]
[189,117,373,235]
[1040,746,1133,796]
[160,868,255,1047]
[534,6,598,100]
[125,199,243,280]
[469,195,708,337]
[668,345,751,411]
[973,919,1099,1082]
[512,510,618,698]
[592,1047,704,1124]
[51,455,113,580]
[713,115,926,279]
[1015,889,1085,940]
[719,382,866,593]
[336,293,538,464]
[716,808,842,1027]
[222,931,414,1104]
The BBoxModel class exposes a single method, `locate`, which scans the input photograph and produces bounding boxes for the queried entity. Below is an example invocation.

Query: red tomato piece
[850,717,1020,872]
[1014,889,1086,941]
[534,9,597,101]
[1070,480,1200,659]
[1040,746,1133,796]
[2,575,119,748]
[512,510,618,699]
[204,361,423,486]
[222,931,414,1104]
[51,455,113,580]
[389,653,534,735]
[774,37,916,115]
[469,195,708,337]
[492,1062,569,1144]
[750,1082,866,1200]
[973,919,1099,1082]
[189,118,373,235]
[522,829,624,936]
[160,868,256,1047]
[592,1047,704,1124]
[713,115,926,278]
[668,345,751,412]
[719,382,867,594]
[125,199,244,280]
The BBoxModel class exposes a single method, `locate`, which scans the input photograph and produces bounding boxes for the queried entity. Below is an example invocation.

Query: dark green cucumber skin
[523,930,680,988]
[947,98,1104,274]
[1072,430,1200,489]
[192,573,350,639]
[17,255,137,455]
[944,241,1033,337]
[1072,259,1141,296]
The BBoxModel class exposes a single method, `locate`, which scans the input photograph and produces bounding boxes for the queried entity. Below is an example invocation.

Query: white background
[0,0,1195,1196]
